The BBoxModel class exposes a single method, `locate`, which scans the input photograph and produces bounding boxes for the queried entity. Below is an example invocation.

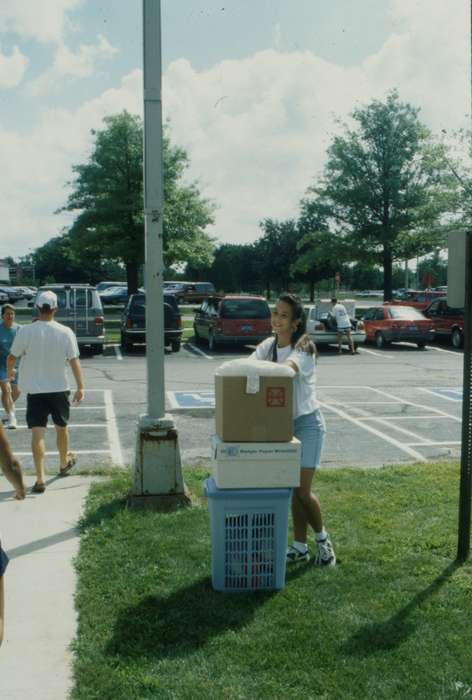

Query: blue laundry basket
[204,477,291,591]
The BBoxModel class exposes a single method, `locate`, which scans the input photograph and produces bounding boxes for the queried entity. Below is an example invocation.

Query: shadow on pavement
[105,576,274,660]
[341,561,459,656]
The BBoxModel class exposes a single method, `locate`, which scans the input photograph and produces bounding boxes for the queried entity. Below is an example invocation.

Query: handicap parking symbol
[167,391,215,410]
[429,388,463,402]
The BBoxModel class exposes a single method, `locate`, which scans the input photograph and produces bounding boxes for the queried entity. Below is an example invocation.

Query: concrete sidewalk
[0,473,96,700]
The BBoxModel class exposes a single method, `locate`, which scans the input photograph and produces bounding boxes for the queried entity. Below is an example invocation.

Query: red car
[390,290,444,310]
[193,295,272,351]
[423,297,465,348]
[362,305,435,349]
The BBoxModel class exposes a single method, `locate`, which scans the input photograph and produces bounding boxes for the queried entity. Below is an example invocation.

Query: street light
[131,0,189,510]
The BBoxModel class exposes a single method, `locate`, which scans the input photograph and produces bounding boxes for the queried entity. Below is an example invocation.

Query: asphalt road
[2,337,464,472]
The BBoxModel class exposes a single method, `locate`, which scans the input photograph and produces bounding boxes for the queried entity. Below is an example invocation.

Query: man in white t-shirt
[7,291,85,494]
[331,297,358,355]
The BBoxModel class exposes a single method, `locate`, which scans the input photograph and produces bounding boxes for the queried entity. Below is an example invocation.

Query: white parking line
[347,404,430,444]
[166,392,180,409]
[104,389,124,466]
[365,386,462,423]
[7,424,106,430]
[319,400,427,462]
[425,345,462,356]
[357,347,395,359]
[114,345,123,361]
[13,450,111,456]
[407,441,461,447]
[185,342,213,360]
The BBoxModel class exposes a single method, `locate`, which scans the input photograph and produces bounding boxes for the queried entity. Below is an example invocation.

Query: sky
[0,0,470,259]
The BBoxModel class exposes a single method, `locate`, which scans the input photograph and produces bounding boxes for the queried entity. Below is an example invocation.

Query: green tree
[255,219,304,298]
[60,111,215,293]
[305,91,455,300]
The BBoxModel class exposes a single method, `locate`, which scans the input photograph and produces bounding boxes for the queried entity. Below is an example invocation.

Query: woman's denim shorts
[294,409,326,470]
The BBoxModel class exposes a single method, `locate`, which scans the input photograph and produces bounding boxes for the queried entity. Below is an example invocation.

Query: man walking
[7,291,84,494]
[331,297,358,355]
[0,304,21,429]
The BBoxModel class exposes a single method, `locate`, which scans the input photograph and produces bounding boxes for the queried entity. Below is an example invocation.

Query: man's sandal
[31,482,46,494]
[59,452,77,477]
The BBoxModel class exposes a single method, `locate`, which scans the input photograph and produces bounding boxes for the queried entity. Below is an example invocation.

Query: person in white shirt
[331,297,358,354]
[252,292,336,567]
[7,291,84,494]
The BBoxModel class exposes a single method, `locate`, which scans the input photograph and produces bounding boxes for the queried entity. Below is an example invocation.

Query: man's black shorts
[26,392,71,428]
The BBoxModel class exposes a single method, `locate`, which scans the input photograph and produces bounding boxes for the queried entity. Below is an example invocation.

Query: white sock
[315,529,327,542]
[292,540,308,553]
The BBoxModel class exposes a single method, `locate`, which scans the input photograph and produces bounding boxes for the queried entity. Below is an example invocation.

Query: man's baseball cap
[36,290,58,309]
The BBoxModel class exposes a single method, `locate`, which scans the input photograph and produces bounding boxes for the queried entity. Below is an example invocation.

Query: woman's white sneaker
[314,536,336,566]
[286,544,310,563]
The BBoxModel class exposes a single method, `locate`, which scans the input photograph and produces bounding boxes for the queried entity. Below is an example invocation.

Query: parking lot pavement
[3,389,123,472]
[27,339,462,471]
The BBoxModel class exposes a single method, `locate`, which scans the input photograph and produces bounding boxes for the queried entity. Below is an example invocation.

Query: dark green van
[31,284,105,354]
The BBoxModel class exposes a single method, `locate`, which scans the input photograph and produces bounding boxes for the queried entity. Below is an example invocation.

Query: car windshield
[220,299,270,319]
[389,307,425,320]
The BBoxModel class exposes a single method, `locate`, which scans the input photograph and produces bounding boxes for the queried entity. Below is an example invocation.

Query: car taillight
[127,319,134,328]
[314,323,324,330]
[215,321,224,333]
[177,317,182,329]
[95,316,104,325]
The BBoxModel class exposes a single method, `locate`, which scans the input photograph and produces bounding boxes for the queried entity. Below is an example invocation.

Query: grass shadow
[78,495,128,533]
[342,561,459,656]
[105,576,274,660]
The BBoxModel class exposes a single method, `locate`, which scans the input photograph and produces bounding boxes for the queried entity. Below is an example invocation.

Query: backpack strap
[270,337,277,363]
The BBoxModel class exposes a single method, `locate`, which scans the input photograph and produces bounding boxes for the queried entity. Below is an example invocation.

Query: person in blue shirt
[0,305,20,429]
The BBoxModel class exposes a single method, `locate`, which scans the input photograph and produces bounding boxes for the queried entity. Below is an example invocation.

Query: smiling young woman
[251,292,336,567]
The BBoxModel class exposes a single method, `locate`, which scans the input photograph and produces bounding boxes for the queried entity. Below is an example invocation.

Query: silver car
[306,299,366,347]
[31,284,105,354]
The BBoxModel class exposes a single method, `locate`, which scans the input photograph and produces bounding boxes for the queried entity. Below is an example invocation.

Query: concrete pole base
[132,413,190,510]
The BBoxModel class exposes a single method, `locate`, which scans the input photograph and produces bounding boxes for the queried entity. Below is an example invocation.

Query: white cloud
[0,0,82,44]
[1,0,470,258]
[0,70,141,258]
[29,34,118,95]
[0,45,28,88]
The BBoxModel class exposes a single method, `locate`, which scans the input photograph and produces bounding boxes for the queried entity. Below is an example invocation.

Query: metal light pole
[131,0,189,510]
[457,231,472,561]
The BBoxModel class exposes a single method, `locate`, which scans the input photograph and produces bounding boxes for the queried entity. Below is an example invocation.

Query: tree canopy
[303,91,455,300]
[60,111,215,292]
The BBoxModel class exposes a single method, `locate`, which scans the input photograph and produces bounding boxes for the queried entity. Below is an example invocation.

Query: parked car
[120,293,182,352]
[99,286,129,305]
[0,286,23,303]
[14,286,35,300]
[423,297,465,348]
[164,281,216,304]
[96,281,127,294]
[306,299,366,348]
[390,289,444,310]
[31,284,104,354]
[362,305,435,349]
[0,290,9,304]
[193,295,272,351]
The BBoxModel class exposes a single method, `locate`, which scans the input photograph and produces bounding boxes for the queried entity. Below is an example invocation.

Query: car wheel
[171,340,181,353]
[416,341,426,349]
[452,328,463,349]
[91,344,104,355]
[208,331,217,351]
[120,333,133,352]
[193,325,202,344]
[375,332,388,349]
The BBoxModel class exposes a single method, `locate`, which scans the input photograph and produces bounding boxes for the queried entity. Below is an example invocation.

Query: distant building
[0,260,9,283]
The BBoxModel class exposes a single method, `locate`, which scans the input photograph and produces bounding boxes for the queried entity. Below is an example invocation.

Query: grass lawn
[73,462,472,700]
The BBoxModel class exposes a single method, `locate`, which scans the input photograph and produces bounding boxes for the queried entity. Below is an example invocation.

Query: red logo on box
[266,386,286,408]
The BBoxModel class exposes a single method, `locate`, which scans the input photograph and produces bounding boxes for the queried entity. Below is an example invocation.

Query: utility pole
[131,0,189,510]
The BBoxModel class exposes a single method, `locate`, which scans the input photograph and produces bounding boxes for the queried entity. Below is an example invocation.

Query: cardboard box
[212,435,301,489]
[215,375,293,442]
